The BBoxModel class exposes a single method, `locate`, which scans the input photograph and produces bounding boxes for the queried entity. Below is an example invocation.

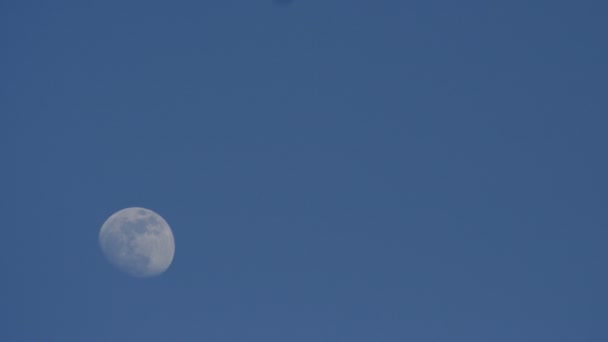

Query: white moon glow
[99,207,175,278]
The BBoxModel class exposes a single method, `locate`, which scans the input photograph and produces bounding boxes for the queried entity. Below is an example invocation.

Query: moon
[99,207,175,278]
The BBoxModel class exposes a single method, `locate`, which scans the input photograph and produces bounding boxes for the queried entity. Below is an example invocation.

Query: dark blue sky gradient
[2,1,607,341]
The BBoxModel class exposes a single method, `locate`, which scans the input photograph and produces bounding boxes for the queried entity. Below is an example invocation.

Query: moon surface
[99,207,175,278]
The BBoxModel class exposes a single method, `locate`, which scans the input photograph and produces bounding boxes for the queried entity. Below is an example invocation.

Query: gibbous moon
[99,207,175,278]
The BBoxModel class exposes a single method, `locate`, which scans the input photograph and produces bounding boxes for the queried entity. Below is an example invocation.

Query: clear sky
[2,1,607,341]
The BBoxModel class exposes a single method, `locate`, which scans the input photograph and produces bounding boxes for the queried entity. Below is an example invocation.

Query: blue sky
[2,1,607,341]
